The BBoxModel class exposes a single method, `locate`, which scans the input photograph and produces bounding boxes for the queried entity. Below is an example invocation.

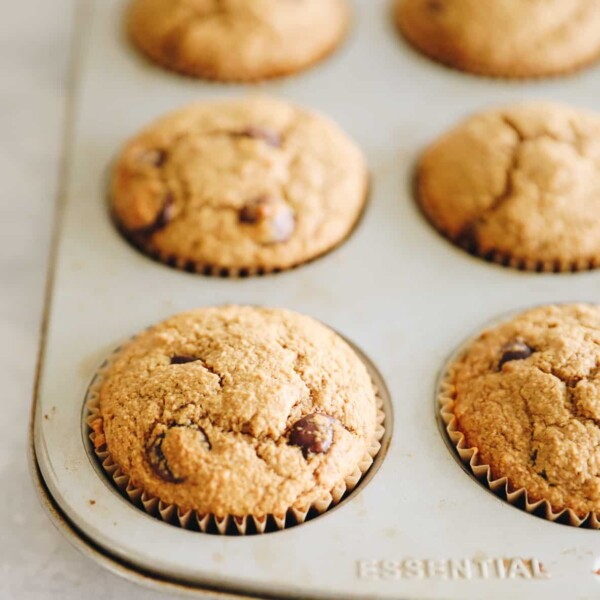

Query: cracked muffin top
[417,102,600,271]
[110,96,368,275]
[395,0,600,78]
[127,0,350,81]
[449,304,600,516]
[94,305,379,517]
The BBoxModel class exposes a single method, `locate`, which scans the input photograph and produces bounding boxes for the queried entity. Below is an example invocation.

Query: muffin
[440,304,600,525]
[416,102,600,272]
[127,0,351,81]
[395,0,600,79]
[87,306,384,533]
[110,97,368,276]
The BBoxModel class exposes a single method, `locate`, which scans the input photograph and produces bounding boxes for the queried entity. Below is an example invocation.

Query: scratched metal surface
[33,0,600,598]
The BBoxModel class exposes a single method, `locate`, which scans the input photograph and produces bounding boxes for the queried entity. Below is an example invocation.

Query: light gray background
[1,2,170,598]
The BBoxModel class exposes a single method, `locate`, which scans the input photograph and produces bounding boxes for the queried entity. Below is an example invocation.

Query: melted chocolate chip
[153,194,175,229]
[239,199,265,224]
[289,413,335,457]
[171,355,200,365]
[140,149,167,167]
[147,423,210,483]
[147,432,182,483]
[133,193,175,237]
[427,0,445,12]
[239,196,295,244]
[499,340,533,369]
[234,126,281,148]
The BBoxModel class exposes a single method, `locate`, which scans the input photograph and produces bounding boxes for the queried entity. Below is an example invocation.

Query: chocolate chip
[427,0,445,12]
[239,199,264,224]
[498,340,533,369]
[239,196,295,244]
[170,355,200,365]
[140,149,167,167]
[147,423,210,483]
[234,126,281,148]
[147,432,182,483]
[538,469,548,481]
[289,413,335,457]
[456,224,478,254]
[134,193,174,236]
[530,449,538,464]
[152,194,174,229]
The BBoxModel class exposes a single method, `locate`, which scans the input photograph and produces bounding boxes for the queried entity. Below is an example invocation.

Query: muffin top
[96,306,379,517]
[111,97,367,275]
[418,102,600,270]
[128,0,350,81]
[450,304,600,516]
[396,0,600,78]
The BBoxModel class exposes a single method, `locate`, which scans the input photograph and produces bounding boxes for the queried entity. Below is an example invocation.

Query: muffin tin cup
[438,350,600,530]
[398,38,600,82]
[112,206,370,279]
[109,177,372,279]
[126,1,353,85]
[414,172,600,274]
[129,30,353,86]
[83,340,386,536]
[394,7,600,81]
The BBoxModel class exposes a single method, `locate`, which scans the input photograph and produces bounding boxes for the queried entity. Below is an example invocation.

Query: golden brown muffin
[444,304,600,518]
[110,97,368,276]
[395,0,600,79]
[416,102,600,272]
[128,0,351,81]
[92,306,381,520]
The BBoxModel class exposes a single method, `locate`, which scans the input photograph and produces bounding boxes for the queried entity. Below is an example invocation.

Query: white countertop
[0,2,174,598]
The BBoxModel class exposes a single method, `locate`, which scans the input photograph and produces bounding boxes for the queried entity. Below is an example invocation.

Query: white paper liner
[439,358,600,529]
[84,345,386,535]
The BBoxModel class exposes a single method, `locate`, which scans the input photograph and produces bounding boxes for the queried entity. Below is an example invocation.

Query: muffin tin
[31,0,600,598]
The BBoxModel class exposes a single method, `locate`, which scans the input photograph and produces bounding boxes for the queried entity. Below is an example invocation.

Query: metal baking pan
[31,0,600,597]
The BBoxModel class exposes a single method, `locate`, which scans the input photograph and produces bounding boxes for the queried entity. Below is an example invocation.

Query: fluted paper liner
[439,358,600,529]
[453,240,600,274]
[85,347,386,535]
